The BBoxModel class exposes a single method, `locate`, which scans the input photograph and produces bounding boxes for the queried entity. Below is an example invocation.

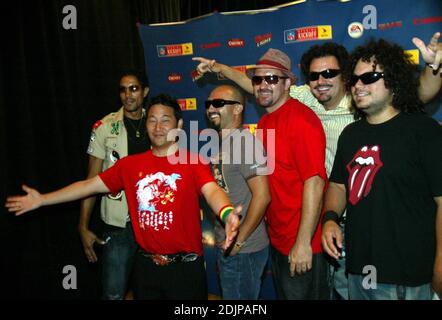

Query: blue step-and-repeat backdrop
[139,0,442,299]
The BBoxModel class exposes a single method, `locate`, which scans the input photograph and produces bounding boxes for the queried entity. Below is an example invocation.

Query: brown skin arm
[228,175,271,256]
[78,155,106,263]
[192,57,254,94]
[432,196,442,298]
[321,182,347,260]
[201,181,241,249]
[413,32,442,103]
[289,175,325,276]
[5,176,109,216]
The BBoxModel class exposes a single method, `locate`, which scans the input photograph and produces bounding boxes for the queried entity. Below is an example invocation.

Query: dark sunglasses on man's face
[119,84,141,93]
[251,75,288,85]
[204,99,240,109]
[308,69,341,81]
[350,72,385,86]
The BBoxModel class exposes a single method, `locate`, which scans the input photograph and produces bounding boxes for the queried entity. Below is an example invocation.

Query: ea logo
[348,22,364,39]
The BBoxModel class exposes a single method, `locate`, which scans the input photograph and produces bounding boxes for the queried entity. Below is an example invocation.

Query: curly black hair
[347,38,424,120]
[300,42,350,83]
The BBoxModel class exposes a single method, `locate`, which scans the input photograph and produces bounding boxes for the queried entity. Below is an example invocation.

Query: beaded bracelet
[219,205,234,223]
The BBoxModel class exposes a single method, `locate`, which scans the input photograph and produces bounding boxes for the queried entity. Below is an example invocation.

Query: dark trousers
[132,251,208,300]
[271,248,330,300]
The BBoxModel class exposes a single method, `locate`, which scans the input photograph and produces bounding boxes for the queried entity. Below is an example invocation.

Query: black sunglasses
[119,84,141,93]
[251,75,288,85]
[308,69,341,81]
[204,99,240,109]
[350,72,385,86]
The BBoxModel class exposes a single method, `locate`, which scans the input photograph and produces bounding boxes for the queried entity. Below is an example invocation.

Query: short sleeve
[290,84,321,109]
[99,159,124,194]
[293,110,327,182]
[239,134,268,179]
[195,161,216,192]
[87,120,106,159]
[329,131,347,185]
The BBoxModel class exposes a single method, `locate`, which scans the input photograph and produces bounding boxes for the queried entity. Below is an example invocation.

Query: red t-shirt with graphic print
[258,98,327,256]
[99,149,214,256]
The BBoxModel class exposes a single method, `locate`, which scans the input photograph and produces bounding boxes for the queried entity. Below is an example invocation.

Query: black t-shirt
[124,116,151,155]
[330,112,442,286]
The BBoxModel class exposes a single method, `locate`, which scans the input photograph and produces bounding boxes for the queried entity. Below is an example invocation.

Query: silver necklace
[126,116,144,138]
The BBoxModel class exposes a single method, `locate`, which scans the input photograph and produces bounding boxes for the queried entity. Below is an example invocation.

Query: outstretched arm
[5,176,109,216]
[192,57,254,94]
[201,181,241,249]
[413,32,442,103]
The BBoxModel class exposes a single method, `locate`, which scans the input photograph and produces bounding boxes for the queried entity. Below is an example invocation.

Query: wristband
[322,210,339,226]
[426,63,440,70]
[219,205,234,223]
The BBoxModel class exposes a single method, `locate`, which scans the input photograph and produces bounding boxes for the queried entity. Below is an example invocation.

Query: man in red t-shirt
[6,94,240,300]
[251,48,329,299]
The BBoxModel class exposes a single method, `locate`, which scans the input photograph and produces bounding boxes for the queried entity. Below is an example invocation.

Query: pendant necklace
[126,116,144,138]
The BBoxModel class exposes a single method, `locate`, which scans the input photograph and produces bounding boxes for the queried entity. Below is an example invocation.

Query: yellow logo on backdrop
[317,25,332,39]
[182,43,193,55]
[177,98,197,111]
[185,98,197,110]
[405,49,419,64]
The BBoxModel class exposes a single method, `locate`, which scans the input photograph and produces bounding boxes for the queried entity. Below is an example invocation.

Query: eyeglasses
[251,75,288,85]
[350,72,385,86]
[119,84,141,93]
[308,69,341,81]
[204,99,240,109]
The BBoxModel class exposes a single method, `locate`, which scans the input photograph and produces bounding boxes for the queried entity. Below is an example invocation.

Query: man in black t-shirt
[321,39,442,300]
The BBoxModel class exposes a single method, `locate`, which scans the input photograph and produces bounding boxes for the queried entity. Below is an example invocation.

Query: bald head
[206,85,245,131]
[211,85,245,106]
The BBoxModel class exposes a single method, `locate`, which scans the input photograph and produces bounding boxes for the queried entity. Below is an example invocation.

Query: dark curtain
[1,0,290,299]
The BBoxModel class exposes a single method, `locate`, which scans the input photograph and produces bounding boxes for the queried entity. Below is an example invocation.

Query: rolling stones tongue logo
[346,145,383,205]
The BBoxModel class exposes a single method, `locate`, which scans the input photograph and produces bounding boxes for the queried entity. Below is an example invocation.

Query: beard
[256,89,274,108]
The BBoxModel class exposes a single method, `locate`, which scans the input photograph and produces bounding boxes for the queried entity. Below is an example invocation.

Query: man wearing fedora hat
[195,48,329,299]
[248,48,329,300]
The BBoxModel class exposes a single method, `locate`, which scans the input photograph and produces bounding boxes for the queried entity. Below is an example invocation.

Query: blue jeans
[101,221,138,300]
[330,256,348,300]
[348,273,434,300]
[329,222,349,300]
[217,246,269,300]
[271,248,330,300]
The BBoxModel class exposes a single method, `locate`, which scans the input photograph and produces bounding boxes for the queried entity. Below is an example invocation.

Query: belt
[139,250,199,266]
